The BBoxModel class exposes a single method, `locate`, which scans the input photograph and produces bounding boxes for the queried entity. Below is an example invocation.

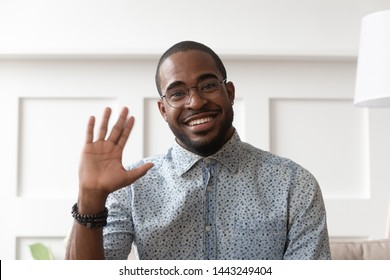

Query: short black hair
[155,41,227,96]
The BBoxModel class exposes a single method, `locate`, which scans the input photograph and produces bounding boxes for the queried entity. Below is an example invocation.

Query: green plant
[29,242,54,260]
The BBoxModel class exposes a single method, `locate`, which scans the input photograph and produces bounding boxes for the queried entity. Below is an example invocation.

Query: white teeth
[188,117,212,126]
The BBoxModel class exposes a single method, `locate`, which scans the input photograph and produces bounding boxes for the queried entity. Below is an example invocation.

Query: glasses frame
[161,78,227,108]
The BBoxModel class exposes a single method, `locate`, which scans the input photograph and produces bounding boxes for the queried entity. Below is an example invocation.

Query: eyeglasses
[161,78,226,108]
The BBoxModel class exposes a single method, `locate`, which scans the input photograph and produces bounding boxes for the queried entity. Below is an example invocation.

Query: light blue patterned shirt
[103,131,331,259]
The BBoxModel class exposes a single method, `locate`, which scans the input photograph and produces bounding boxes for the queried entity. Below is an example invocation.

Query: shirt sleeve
[103,187,134,260]
[283,166,332,260]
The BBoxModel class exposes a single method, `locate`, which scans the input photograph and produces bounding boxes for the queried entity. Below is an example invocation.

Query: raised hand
[78,107,153,212]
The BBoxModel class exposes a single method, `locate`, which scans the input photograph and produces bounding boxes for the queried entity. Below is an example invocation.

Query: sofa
[330,239,390,260]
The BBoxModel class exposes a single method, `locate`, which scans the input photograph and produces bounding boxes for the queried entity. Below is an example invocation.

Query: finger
[107,107,129,144]
[124,162,154,186]
[85,116,95,144]
[117,116,134,149]
[98,107,112,141]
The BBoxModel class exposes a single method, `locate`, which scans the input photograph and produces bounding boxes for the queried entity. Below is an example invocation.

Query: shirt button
[207,186,212,192]
[205,225,212,232]
[204,158,210,164]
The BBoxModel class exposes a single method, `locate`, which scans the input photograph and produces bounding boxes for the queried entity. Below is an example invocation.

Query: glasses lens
[198,78,222,100]
[165,87,188,108]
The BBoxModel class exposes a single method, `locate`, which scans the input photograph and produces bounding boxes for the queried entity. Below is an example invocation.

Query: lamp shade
[354,10,390,107]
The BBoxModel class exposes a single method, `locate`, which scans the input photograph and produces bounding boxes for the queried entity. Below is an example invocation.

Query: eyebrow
[166,73,220,91]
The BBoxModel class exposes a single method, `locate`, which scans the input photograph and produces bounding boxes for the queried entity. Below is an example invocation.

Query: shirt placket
[203,158,217,259]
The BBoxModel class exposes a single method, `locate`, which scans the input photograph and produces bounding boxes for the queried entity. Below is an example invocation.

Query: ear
[157,99,168,121]
[225,81,235,105]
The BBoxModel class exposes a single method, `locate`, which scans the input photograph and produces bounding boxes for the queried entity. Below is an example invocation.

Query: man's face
[157,50,235,156]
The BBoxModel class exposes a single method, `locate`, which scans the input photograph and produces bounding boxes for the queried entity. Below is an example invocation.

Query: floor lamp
[354,9,390,239]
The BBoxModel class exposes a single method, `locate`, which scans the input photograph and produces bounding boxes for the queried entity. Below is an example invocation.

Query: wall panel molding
[269,98,369,200]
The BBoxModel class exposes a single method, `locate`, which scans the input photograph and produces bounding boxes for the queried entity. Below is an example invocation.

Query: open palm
[79,107,153,197]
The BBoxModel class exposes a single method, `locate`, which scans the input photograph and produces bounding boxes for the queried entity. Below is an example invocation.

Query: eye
[200,80,218,92]
[167,88,187,100]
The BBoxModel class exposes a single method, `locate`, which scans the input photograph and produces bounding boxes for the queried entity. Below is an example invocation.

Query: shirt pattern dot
[103,131,331,260]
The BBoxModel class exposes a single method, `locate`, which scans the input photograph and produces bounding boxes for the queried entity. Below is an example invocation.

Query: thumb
[125,162,154,185]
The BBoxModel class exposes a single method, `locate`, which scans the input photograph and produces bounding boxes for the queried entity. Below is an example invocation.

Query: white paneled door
[1,57,390,259]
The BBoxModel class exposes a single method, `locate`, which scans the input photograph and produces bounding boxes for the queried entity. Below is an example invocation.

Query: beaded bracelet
[71,203,108,229]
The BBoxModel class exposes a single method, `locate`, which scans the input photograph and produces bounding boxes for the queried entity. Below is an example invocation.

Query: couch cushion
[330,239,390,260]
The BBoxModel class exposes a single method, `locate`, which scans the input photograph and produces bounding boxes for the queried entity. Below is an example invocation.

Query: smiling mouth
[187,117,213,126]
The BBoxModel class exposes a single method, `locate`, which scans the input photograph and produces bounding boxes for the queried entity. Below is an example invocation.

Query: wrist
[77,189,109,214]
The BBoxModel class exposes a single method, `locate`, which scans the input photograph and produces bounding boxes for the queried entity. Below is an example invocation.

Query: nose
[184,88,207,109]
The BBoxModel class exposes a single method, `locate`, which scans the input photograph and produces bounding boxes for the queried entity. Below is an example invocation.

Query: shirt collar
[171,130,241,176]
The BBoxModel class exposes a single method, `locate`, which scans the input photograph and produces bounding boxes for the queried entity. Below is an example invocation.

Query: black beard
[169,108,234,157]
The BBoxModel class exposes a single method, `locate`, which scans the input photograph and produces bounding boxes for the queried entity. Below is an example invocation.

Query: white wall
[1,0,390,56]
[1,0,390,259]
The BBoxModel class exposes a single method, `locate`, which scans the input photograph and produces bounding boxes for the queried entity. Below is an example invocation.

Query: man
[66,41,331,260]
